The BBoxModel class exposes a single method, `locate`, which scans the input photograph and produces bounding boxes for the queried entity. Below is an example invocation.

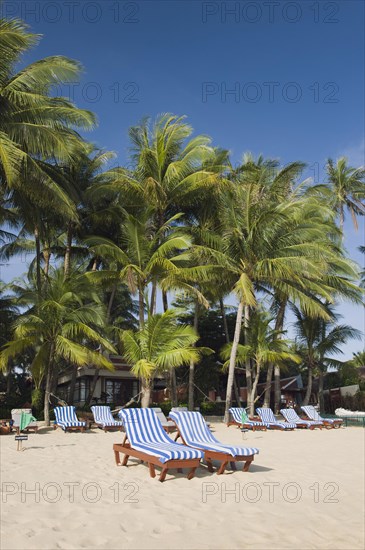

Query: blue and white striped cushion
[301,406,336,424]
[256,408,296,429]
[229,408,265,427]
[91,406,123,428]
[280,408,322,427]
[54,406,86,430]
[169,411,259,457]
[118,408,203,464]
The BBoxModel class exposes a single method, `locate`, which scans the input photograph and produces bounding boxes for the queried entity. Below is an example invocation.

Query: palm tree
[0,268,116,424]
[220,309,300,415]
[121,309,212,407]
[293,305,362,410]
[0,18,95,212]
[325,157,365,231]
[219,184,361,422]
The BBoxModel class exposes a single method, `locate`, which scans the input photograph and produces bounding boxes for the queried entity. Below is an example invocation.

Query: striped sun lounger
[169,411,259,474]
[256,408,296,430]
[114,408,203,482]
[301,406,343,429]
[91,406,124,432]
[54,406,87,432]
[228,408,267,431]
[280,408,322,430]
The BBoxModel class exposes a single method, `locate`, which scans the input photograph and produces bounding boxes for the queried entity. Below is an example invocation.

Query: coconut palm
[0,18,95,212]
[293,305,362,410]
[219,183,361,422]
[220,309,300,415]
[0,267,116,424]
[121,309,212,407]
[325,157,365,231]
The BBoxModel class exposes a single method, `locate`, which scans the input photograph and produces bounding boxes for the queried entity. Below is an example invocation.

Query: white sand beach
[1,423,364,550]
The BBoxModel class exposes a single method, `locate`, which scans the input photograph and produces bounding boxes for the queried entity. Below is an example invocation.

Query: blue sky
[1,0,364,358]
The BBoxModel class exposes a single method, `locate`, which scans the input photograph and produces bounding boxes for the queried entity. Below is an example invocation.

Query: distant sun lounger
[256,407,296,430]
[301,405,343,429]
[228,407,267,431]
[91,405,124,432]
[114,408,203,482]
[280,408,322,429]
[11,408,38,434]
[151,407,177,433]
[54,406,87,432]
[169,410,259,474]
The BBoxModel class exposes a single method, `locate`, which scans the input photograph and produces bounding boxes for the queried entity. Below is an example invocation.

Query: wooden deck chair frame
[173,425,255,475]
[113,434,201,482]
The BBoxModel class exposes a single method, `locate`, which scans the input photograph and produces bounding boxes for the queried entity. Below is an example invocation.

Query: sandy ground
[0,422,364,550]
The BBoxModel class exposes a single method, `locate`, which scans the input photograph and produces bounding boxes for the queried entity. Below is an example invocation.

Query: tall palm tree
[0,18,95,212]
[293,305,362,410]
[325,157,365,231]
[0,268,116,424]
[219,184,361,422]
[121,309,212,407]
[220,309,300,415]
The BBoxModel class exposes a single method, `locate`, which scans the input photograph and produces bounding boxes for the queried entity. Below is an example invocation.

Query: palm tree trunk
[150,282,157,315]
[162,290,168,312]
[68,367,78,405]
[107,284,117,322]
[224,300,244,422]
[318,370,324,413]
[263,363,273,408]
[244,306,254,415]
[43,248,51,276]
[188,304,199,410]
[138,289,145,328]
[85,369,99,407]
[220,298,241,407]
[64,222,73,277]
[249,364,261,415]
[141,377,152,408]
[34,226,42,295]
[273,300,287,413]
[44,343,55,426]
[273,365,282,414]
[303,365,313,405]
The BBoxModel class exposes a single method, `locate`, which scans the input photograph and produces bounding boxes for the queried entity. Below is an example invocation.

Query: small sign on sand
[15,435,28,451]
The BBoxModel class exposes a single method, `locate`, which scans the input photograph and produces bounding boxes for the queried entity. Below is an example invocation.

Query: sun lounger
[54,406,87,432]
[11,408,38,434]
[151,407,176,433]
[169,410,259,474]
[301,405,343,429]
[114,408,203,482]
[256,407,296,430]
[280,408,322,429]
[91,405,124,432]
[228,407,267,431]
[170,406,211,427]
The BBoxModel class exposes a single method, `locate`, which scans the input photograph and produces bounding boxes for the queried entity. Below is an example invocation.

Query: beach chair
[54,406,87,432]
[11,409,38,434]
[280,408,322,430]
[151,407,176,433]
[169,411,259,475]
[91,405,124,432]
[170,406,211,428]
[256,407,296,430]
[114,408,203,482]
[228,407,267,431]
[301,405,343,429]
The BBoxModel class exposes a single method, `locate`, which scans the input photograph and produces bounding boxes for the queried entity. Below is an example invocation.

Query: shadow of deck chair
[169,410,259,475]
[114,408,203,482]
